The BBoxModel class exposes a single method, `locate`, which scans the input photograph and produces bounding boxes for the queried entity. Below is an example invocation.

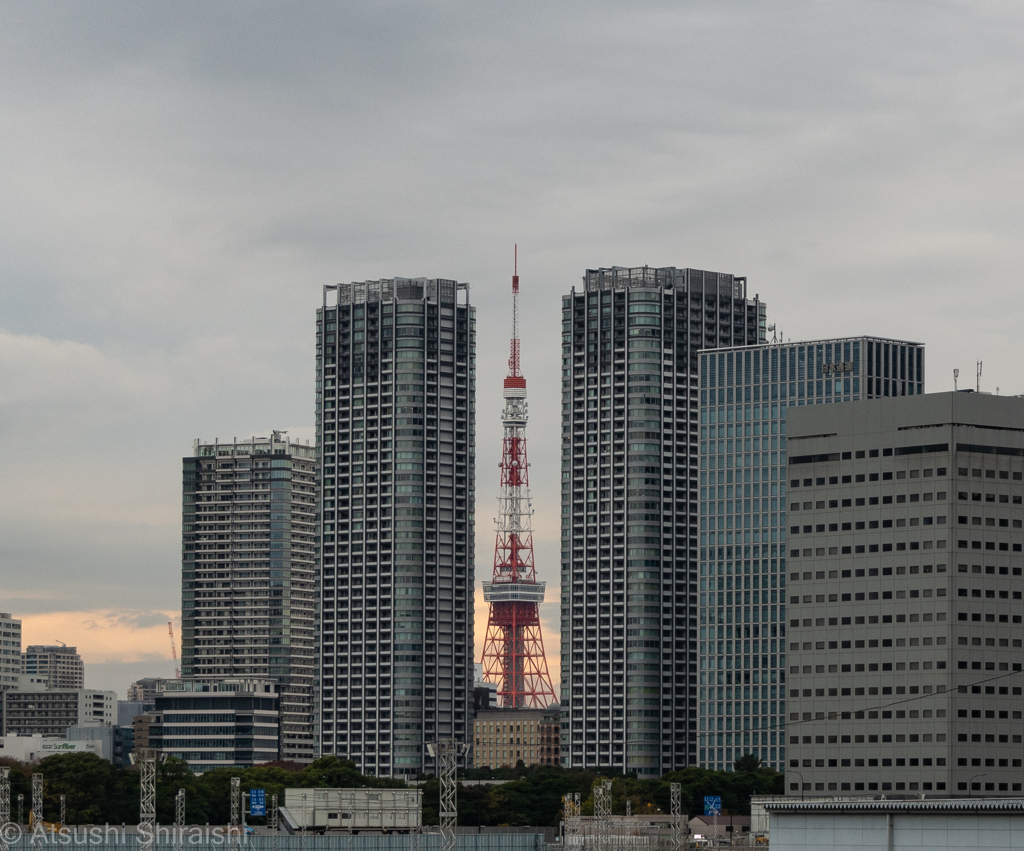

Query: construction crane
[168,621,180,679]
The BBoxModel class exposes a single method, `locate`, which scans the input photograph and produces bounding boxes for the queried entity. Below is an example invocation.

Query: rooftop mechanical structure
[480,250,557,709]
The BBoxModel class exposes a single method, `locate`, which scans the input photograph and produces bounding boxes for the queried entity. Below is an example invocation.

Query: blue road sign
[704,796,722,816]
[250,789,266,818]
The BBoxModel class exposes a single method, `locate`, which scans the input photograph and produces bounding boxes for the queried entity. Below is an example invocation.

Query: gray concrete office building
[180,432,317,763]
[317,279,475,778]
[785,392,1024,796]
[697,336,925,772]
[560,266,765,775]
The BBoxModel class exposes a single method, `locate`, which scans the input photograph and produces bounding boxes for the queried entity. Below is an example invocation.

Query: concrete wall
[771,811,1024,851]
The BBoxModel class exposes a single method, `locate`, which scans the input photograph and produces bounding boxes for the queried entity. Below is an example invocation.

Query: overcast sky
[2,1,1024,696]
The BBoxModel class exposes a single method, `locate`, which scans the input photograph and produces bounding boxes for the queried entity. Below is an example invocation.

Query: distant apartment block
[0,614,21,692]
[3,689,115,736]
[22,644,84,690]
[180,432,317,763]
[127,677,164,703]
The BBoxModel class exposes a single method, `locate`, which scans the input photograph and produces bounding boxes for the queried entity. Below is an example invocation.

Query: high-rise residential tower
[696,336,925,773]
[180,432,317,763]
[316,278,475,778]
[560,266,766,776]
[785,392,1024,796]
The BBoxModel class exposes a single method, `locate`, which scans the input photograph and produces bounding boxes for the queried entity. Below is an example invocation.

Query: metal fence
[0,831,548,851]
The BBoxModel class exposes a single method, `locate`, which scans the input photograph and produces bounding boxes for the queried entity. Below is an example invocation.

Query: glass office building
[697,336,925,771]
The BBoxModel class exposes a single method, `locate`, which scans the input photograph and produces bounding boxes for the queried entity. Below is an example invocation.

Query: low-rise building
[473,664,497,712]
[472,705,560,768]
[148,679,279,772]
[762,797,1024,851]
[687,814,752,843]
[0,734,102,762]
[2,689,116,736]
[281,788,421,833]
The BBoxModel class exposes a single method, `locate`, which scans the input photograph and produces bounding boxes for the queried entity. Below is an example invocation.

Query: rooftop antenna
[767,324,778,344]
[977,361,983,393]
[954,369,959,391]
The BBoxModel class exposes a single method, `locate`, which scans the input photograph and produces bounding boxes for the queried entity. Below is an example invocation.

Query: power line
[783,666,1024,730]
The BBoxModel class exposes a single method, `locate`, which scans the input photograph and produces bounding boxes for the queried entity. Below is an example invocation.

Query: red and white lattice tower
[480,248,557,709]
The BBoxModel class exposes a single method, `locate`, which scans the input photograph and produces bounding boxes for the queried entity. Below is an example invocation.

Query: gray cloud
[1,0,1023,693]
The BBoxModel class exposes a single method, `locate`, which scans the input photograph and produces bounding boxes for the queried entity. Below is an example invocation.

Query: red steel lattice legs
[480,602,556,709]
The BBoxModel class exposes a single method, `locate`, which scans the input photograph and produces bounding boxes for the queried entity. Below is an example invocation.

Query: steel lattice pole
[439,741,457,851]
[230,778,240,828]
[59,795,65,829]
[429,738,467,851]
[230,777,241,851]
[175,788,185,851]
[670,784,682,850]
[270,794,279,851]
[31,774,42,828]
[572,793,581,847]
[0,768,10,851]
[138,751,156,851]
[16,796,23,827]
[598,782,606,851]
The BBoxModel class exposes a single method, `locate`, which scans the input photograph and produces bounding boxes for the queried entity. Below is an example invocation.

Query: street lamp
[968,774,987,797]
[789,771,805,801]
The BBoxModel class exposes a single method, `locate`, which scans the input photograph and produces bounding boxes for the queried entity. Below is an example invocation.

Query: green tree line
[0,754,781,828]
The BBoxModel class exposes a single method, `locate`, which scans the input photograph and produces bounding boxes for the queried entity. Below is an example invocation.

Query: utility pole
[427,739,468,851]
[31,774,42,827]
[670,783,683,850]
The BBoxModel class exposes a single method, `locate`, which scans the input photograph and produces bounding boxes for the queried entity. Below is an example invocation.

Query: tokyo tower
[480,249,557,708]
